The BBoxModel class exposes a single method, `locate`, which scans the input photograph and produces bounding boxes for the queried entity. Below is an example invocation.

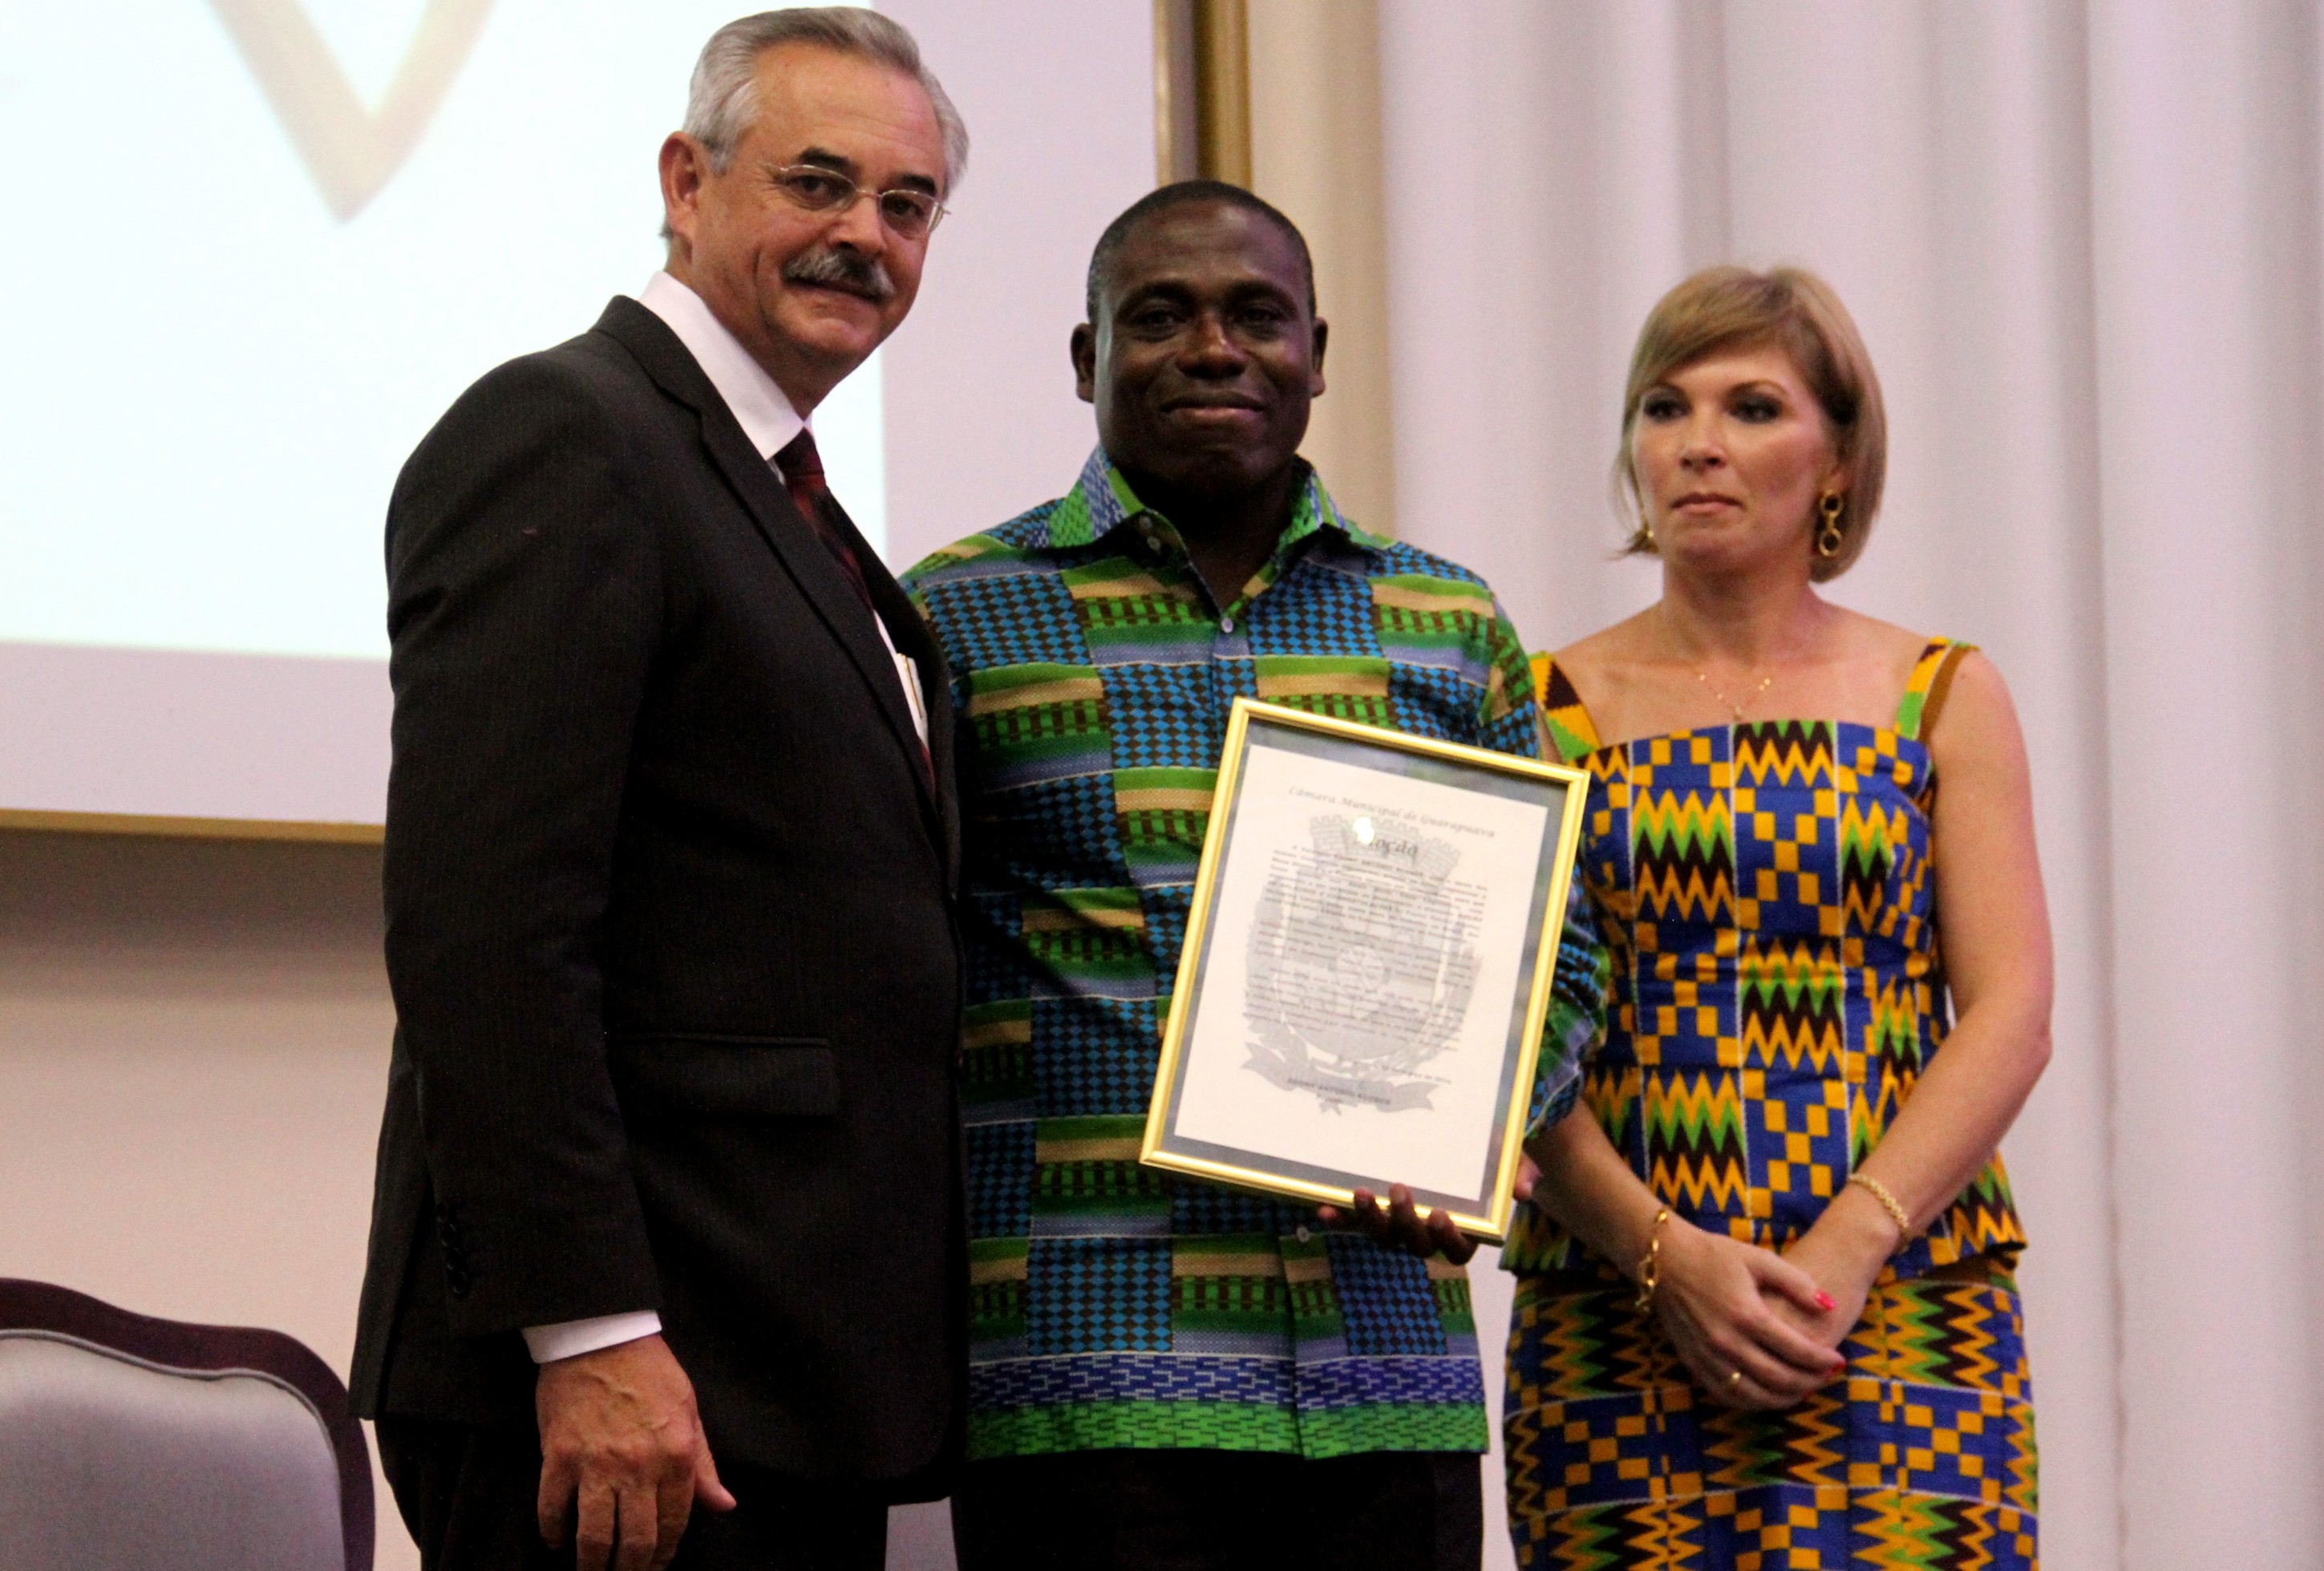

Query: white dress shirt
[520,273,925,1367]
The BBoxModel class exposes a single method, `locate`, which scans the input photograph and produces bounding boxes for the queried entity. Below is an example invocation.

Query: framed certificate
[1140,698,1590,1241]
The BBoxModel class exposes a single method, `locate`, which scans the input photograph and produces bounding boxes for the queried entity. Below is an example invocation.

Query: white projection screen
[0,0,1152,833]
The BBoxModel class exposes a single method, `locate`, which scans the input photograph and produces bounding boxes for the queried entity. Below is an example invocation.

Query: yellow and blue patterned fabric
[1501,642,2037,1569]
[1506,1261,2038,1569]
[902,449,1608,1461]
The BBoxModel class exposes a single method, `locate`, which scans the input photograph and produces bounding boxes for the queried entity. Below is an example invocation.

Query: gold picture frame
[1140,698,1591,1241]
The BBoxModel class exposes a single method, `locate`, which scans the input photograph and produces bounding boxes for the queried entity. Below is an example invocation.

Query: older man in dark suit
[350,12,968,1569]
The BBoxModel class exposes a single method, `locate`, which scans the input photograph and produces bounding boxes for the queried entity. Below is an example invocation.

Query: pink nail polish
[1815,1290,1836,1311]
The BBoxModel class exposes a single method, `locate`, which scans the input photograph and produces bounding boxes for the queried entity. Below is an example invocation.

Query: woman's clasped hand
[1643,1221,1846,1410]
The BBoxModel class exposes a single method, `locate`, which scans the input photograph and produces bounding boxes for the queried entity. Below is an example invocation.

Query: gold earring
[1641,516,1658,551]
[1815,492,1845,558]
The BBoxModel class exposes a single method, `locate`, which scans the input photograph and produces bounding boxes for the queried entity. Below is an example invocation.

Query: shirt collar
[636,271,806,461]
[1041,446,1386,557]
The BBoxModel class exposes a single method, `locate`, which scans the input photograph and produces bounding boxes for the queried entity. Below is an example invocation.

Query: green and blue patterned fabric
[903,448,1608,1460]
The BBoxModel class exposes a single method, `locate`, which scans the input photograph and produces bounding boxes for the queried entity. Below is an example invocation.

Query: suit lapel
[593,299,945,831]
[861,553,962,884]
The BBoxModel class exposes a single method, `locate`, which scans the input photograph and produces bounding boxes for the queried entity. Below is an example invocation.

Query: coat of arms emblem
[1242,812,1481,1112]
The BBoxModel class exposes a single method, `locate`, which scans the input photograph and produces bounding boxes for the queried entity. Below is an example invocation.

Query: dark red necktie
[773,430,933,786]
[774,429,878,617]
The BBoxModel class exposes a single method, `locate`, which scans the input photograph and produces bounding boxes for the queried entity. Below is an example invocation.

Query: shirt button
[1220,616,1236,634]
[1294,1224,1311,1243]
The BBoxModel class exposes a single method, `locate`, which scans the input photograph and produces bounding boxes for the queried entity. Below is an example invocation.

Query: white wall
[877,0,1156,568]
[0,832,413,1565]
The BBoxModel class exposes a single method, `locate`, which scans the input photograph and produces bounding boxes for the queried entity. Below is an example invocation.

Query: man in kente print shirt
[904,183,1607,1571]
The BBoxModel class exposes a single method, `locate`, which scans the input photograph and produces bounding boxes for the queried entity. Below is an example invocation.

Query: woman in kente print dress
[1503,266,2051,1570]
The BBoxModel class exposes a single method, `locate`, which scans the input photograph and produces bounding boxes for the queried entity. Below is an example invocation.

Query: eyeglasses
[767,164,948,240]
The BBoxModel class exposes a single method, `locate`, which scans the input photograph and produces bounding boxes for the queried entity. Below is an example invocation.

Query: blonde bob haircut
[1615,265,1886,582]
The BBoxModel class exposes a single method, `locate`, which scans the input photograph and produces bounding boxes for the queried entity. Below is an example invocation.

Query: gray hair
[684,8,969,192]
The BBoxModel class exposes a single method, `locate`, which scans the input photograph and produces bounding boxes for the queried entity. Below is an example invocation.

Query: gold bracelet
[1848,1173,1913,1241]
[1633,1207,1672,1313]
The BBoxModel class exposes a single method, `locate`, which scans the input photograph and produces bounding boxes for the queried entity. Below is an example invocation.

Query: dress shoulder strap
[1531,652,1604,762]
[1895,638,1978,741]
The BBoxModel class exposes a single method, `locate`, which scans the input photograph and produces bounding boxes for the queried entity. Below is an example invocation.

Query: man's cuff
[520,1311,663,1365]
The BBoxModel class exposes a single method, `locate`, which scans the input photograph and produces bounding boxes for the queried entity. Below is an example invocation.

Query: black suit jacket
[350,298,965,1494]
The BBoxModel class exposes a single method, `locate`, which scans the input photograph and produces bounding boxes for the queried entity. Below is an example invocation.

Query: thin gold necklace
[1662,604,1783,723]
[1694,666,1775,723]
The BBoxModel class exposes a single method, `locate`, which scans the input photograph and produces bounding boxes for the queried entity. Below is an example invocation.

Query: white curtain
[1372,4,2324,1569]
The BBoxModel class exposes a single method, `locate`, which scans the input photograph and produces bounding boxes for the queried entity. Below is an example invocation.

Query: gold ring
[1726,1369,1743,1389]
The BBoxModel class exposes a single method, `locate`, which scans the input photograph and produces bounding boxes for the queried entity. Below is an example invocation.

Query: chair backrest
[0,1279,373,1571]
